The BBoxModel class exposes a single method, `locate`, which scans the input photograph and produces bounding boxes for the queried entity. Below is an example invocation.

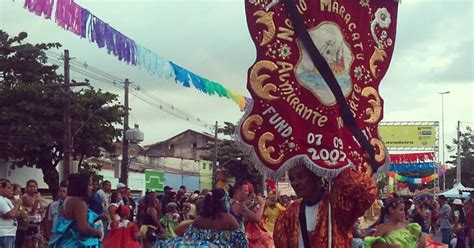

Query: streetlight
[69,104,108,174]
[217,157,242,168]
[120,124,144,184]
[439,91,450,191]
[72,104,109,143]
[213,157,241,188]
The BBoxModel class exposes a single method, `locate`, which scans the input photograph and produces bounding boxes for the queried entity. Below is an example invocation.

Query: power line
[0,135,45,144]
[44,52,214,130]
[134,87,213,128]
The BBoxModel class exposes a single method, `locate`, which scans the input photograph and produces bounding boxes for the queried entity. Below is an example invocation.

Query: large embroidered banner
[238,0,399,178]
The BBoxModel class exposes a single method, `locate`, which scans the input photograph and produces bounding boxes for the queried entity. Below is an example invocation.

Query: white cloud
[1,0,473,154]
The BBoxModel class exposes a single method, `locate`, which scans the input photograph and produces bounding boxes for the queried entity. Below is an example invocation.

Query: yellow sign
[378,125,437,148]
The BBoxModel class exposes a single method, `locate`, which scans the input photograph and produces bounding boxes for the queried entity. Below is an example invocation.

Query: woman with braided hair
[156,188,247,247]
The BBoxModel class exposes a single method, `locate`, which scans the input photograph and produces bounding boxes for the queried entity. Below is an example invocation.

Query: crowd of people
[354,194,474,248]
[0,172,292,248]
[1,165,474,248]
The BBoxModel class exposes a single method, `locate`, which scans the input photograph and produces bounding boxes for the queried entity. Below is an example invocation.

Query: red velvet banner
[239,0,398,178]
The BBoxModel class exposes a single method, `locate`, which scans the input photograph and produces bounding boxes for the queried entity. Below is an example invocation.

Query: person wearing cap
[453,199,467,248]
[116,183,127,196]
[437,195,452,245]
[116,183,130,206]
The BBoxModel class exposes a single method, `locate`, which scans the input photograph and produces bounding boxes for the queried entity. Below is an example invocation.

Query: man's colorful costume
[273,168,376,247]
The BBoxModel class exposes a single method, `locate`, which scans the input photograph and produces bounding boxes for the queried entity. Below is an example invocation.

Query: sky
[1,0,473,161]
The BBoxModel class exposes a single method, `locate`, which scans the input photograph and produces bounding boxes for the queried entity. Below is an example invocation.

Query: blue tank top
[49,202,100,248]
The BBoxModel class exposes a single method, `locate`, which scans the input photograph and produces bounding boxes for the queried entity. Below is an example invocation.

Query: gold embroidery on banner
[258,132,284,165]
[277,19,295,42]
[250,60,280,100]
[278,80,328,127]
[369,48,387,78]
[254,11,276,46]
[361,87,382,124]
[362,162,373,176]
[242,114,264,141]
[370,138,385,163]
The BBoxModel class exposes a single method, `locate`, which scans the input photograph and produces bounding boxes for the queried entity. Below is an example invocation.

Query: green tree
[445,125,474,188]
[79,161,104,183]
[202,122,264,192]
[0,30,123,195]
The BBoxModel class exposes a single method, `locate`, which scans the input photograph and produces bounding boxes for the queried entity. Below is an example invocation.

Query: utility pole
[439,91,450,191]
[456,120,462,185]
[63,50,71,177]
[120,79,130,185]
[212,121,218,187]
[62,49,88,180]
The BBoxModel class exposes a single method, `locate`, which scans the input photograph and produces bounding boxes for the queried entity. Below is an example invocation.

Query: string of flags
[389,162,436,173]
[389,152,435,164]
[387,152,438,184]
[387,172,438,184]
[22,0,247,109]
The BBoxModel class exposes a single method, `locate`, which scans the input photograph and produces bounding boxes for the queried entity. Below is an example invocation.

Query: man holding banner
[239,0,399,246]
[273,163,376,247]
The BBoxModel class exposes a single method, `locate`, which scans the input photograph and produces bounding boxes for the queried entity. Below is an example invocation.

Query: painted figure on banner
[296,23,354,105]
[239,0,400,247]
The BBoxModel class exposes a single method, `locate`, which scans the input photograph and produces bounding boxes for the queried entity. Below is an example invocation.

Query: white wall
[150,157,200,173]
[2,160,145,195]
[5,163,62,189]
[99,169,145,194]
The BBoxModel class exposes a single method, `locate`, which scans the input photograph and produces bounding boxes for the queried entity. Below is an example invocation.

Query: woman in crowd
[108,191,122,228]
[422,201,432,234]
[49,173,102,247]
[452,199,467,248]
[430,200,439,235]
[22,180,44,248]
[178,196,190,221]
[263,191,284,234]
[140,191,163,248]
[412,200,428,233]
[12,183,28,248]
[244,188,274,247]
[103,205,140,248]
[157,188,247,247]
[365,197,426,248]
[230,180,266,232]
[160,202,181,238]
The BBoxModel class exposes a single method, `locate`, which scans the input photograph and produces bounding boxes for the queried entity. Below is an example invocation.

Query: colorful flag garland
[389,162,436,173]
[387,172,438,184]
[21,0,246,109]
[389,152,435,163]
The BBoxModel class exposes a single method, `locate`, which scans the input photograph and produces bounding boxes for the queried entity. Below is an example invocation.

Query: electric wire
[44,52,214,130]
